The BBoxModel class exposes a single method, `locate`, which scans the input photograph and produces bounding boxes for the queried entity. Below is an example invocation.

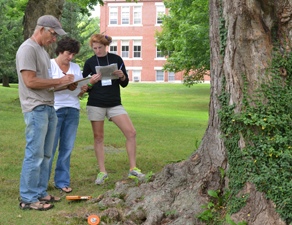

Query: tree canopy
[60,1,100,68]
[0,0,28,85]
[69,0,103,7]
[0,0,100,86]
[155,0,209,86]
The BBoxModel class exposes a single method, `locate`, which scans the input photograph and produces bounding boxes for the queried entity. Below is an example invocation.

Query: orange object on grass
[88,215,100,225]
[66,196,92,200]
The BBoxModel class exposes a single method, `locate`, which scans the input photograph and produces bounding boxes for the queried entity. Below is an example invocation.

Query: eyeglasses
[48,30,59,38]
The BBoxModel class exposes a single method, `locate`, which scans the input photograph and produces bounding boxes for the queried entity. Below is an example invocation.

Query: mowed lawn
[0,83,210,225]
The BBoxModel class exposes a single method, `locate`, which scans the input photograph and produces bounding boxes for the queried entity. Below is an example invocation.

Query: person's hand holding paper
[67,81,78,91]
[95,63,119,80]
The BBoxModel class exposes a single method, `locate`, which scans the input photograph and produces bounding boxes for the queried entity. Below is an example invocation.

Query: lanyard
[96,53,109,66]
[32,35,50,70]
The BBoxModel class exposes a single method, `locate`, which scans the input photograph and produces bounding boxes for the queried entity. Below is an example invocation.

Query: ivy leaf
[225,213,237,225]
[208,190,219,198]
[219,167,225,182]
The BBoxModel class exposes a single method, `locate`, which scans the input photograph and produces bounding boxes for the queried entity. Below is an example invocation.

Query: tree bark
[2,75,10,87]
[23,0,65,57]
[212,0,288,223]
[79,0,291,224]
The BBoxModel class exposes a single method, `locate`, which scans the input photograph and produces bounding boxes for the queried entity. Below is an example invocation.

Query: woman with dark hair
[48,36,92,193]
[82,33,145,185]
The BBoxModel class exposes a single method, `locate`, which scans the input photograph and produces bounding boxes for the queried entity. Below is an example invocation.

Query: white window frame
[132,70,141,82]
[133,6,142,25]
[133,40,141,58]
[121,40,129,58]
[156,47,164,58]
[168,71,175,81]
[109,40,117,55]
[109,6,118,25]
[121,6,130,25]
[156,5,165,25]
[156,70,164,82]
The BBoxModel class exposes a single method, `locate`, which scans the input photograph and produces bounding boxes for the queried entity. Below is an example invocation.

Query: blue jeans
[48,107,79,189]
[20,105,57,203]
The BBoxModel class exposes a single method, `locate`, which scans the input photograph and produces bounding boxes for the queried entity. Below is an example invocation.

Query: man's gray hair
[34,25,51,33]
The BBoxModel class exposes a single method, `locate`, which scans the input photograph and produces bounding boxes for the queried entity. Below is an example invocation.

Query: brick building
[99,0,210,83]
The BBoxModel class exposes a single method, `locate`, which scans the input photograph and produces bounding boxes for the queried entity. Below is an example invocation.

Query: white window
[156,70,164,81]
[156,5,165,24]
[133,6,142,24]
[121,40,129,58]
[156,47,164,58]
[133,70,141,82]
[109,41,117,54]
[168,71,175,81]
[109,7,118,25]
[121,6,130,25]
[133,40,141,58]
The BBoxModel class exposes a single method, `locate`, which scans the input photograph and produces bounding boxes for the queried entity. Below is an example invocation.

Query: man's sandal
[38,195,61,203]
[19,201,54,211]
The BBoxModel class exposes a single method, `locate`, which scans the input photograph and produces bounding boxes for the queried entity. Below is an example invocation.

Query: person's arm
[113,69,126,81]
[78,84,88,97]
[82,61,93,78]
[21,70,74,89]
[87,74,101,89]
[113,61,128,87]
[78,74,100,96]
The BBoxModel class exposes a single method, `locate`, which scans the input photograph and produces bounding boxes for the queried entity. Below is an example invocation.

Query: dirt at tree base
[79,147,285,224]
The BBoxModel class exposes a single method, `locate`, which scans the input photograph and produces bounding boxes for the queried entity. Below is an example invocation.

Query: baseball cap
[37,15,67,36]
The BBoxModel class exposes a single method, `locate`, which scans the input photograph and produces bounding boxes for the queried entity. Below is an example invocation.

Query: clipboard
[49,76,91,92]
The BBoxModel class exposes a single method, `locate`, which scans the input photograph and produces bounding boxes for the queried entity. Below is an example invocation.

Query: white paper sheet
[95,63,119,80]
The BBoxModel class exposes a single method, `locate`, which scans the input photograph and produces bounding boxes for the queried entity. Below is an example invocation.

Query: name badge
[48,69,52,78]
[101,79,112,86]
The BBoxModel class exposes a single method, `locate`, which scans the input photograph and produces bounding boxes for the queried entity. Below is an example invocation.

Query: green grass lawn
[0,83,210,225]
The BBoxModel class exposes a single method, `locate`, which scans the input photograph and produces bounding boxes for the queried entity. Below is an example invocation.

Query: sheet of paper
[95,63,119,80]
[60,79,90,96]
[49,76,91,92]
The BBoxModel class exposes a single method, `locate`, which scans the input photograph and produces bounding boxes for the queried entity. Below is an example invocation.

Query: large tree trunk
[208,0,287,224]
[23,0,65,57]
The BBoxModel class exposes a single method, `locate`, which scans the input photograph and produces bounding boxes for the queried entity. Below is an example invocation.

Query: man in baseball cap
[37,15,66,36]
[17,15,74,211]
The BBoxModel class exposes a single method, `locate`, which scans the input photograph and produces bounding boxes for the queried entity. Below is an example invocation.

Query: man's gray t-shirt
[16,38,54,113]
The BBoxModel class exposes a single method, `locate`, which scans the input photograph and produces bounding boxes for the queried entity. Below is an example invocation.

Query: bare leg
[111,114,137,169]
[91,121,106,172]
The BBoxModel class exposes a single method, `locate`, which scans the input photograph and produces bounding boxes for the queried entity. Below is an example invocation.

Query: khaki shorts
[86,105,128,121]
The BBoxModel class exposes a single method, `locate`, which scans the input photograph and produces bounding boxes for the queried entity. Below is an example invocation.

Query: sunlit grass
[0,83,210,224]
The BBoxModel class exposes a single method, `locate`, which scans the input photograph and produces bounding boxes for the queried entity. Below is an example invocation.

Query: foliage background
[0,0,28,84]
[57,1,100,68]
[155,0,209,86]
[0,0,99,85]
